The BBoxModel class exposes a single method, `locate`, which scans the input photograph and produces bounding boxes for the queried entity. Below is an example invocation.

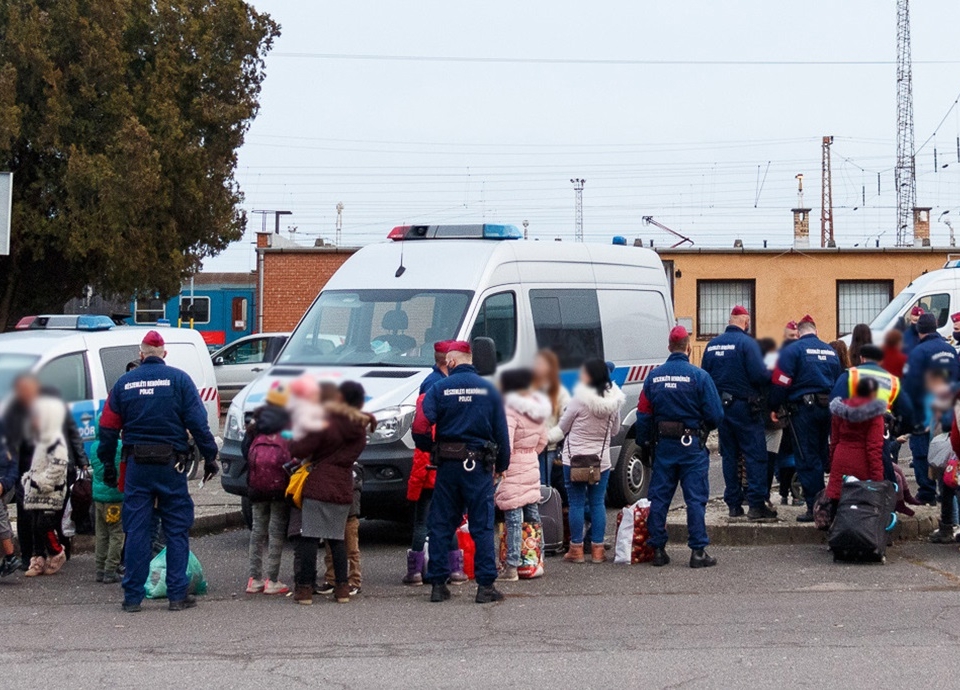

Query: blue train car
[126,272,256,349]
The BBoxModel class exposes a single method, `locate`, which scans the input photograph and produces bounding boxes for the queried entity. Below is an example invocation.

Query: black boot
[168,595,197,611]
[475,585,504,603]
[689,549,717,569]
[747,505,779,522]
[728,506,745,518]
[430,583,451,603]
[796,509,815,523]
[651,547,670,567]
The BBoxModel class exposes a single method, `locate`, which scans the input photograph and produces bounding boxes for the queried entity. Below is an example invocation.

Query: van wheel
[186,446,201,480]
[241,497,253,530]
[608,438,650,507]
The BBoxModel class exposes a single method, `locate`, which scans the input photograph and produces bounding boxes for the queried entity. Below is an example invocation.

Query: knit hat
[265,381,289,407]
[289,374,320,400]
[917,312,938,334]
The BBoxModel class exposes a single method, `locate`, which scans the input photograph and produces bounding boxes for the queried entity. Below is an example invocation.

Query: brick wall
[260,248,357,332]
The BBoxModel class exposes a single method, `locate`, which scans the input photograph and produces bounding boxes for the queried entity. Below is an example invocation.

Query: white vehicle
[0,316,221,473]
[212,332,290,410]
[857,258,960,344]
[220,224,674,518]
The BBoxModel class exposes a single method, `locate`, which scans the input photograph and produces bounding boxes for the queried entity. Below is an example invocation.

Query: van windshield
[0,353,40,393]
[278,290,473,367]
[869,291,914,330]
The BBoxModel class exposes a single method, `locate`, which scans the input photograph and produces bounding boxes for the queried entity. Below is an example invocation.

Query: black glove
[203,457,220,481]
[102,462,118,488]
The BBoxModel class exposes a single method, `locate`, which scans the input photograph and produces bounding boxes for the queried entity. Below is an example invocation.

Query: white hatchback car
[211,332,289,410]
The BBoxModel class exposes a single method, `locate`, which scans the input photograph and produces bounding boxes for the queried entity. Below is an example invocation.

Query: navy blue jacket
[701,325,770,399]
[419,365,445,395]
[903,333,960,410]
[635,352,724,445]
[830,362,915,429]
[771,333,843,405]
[98,356,218,466]
[422,364,511,472]
[902,324,921,355]
[0,419,17,493]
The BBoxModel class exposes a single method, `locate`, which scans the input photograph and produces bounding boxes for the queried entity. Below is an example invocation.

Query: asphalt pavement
[3,520,960,689]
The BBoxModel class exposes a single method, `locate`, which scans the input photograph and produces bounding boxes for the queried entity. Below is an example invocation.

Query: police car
[0,315,221,471]
[220,224,675,519]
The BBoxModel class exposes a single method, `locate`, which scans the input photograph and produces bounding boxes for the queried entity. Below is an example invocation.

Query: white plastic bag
[614,499,651,564]
[928,432,953,469]
[61,500,76,538]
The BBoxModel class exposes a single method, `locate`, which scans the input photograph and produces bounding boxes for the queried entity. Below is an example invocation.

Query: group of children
[243,375,369,605]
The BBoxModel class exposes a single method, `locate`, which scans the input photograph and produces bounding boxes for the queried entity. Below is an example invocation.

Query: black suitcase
[827,480,897,563]
[539,485,564,556]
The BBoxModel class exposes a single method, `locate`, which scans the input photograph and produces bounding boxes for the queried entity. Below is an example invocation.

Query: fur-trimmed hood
[572,382,626,416]
[829,396,887,422]
[505,391,552,422]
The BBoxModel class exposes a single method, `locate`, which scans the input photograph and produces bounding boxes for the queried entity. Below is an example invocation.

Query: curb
[68,510,245,555]
[667,513,940,546]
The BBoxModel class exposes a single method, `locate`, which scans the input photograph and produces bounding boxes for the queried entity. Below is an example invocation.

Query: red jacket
[289,403,371,505]
[827,397,886,500]
[407,392,436,501]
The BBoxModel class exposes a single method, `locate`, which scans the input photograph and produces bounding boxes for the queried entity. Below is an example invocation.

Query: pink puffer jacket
[495,392,550,511]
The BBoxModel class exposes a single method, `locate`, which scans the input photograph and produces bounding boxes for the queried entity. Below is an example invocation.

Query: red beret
[799,314,815,325]
[785,321,798,331]
[911,306,926,317]
[142,330,165,348]
[447,340,471,354]
[434,340,454,353]
[731,305,750,317]
[951,312,960,325]
[668,325,689,346]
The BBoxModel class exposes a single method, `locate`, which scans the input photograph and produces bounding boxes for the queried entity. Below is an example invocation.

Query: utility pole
[821,136,835,247]
[335,202,344,246]
[896,0,917,246]
[570,178,585,242]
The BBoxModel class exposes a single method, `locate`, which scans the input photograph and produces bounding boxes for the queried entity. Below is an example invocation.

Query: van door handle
[251,367,264,373]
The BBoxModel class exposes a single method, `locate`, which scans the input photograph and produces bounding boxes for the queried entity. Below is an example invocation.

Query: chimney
[914,207,932,247]
[792,208,811,249]
[255,231,272,249]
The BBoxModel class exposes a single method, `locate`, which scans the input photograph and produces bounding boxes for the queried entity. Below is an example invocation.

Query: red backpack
[247,433,291,501]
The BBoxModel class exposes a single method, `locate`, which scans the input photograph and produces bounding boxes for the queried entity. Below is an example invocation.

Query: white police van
[220,224,674,518]
[0,316,221,468]
[855,258,960,345]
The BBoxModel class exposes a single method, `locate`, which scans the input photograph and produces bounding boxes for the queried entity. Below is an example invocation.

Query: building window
[470,292,517,363]
[836,280,894,337]
[232,297,248,331]
[696,280,755,340]
[134,298,165,324]
[529,288,604,369]
[178,296,210,324]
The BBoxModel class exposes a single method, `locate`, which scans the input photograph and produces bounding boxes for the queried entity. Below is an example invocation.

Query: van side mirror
[213,356,224,366]
[471,337,497,377]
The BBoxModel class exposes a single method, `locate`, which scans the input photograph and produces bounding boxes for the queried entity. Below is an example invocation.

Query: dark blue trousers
[718,400,769,509]
[425,460,497,586]
[121,460,194,604]
[647,441,710,550]
[790,404,830,510]
[909,434,938,503]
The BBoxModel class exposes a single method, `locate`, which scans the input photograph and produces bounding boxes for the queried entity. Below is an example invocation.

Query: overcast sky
[206,0,960,272]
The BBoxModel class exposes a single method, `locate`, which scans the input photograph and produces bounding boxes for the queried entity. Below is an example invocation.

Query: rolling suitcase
[539,485,564,556]
[827,479,897,563]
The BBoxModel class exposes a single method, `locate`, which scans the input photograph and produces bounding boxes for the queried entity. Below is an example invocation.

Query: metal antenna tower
[570,178,585,242]
[896,0,917,246]
[821,136,835,247]
[335,202,344,246]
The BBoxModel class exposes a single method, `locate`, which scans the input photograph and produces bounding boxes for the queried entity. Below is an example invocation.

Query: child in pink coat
[495,368,549,581]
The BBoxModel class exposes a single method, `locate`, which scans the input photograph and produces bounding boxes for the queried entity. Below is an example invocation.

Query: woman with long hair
[830,340,851,370]
[848,324,873,367]
[556,358,624,564]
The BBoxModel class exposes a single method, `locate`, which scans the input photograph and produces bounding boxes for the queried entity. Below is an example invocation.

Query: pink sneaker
[245,577,265,594]
[43,551,66,575]
[263,580,290,595]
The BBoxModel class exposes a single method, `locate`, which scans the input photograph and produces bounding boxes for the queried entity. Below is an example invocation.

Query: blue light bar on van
[19,314,114,331]
[387,224,523,241]
[945,259,960,269]
[75,315,115,331]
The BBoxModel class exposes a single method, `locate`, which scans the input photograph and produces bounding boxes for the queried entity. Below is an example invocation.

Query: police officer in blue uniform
[902,312,960,505]
[701,305,775,521]
[830,343,914,483]
[422,340,510,603]
[901,305,925,354]
[636,326,724,568]
[98,330,219,612]
[770,315,843,522]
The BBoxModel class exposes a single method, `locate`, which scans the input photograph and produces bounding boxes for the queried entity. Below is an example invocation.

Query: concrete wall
[657,247,956,343]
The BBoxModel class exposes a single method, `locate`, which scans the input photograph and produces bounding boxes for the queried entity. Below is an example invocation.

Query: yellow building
[655,247,957,350]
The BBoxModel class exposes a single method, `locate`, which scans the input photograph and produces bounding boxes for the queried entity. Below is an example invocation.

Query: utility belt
[883,412,901,440]
[655,421,707,449]
[789,393,831,410]
[128,444,191,472]
[720,392,764,416]
[433,441,498,473]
